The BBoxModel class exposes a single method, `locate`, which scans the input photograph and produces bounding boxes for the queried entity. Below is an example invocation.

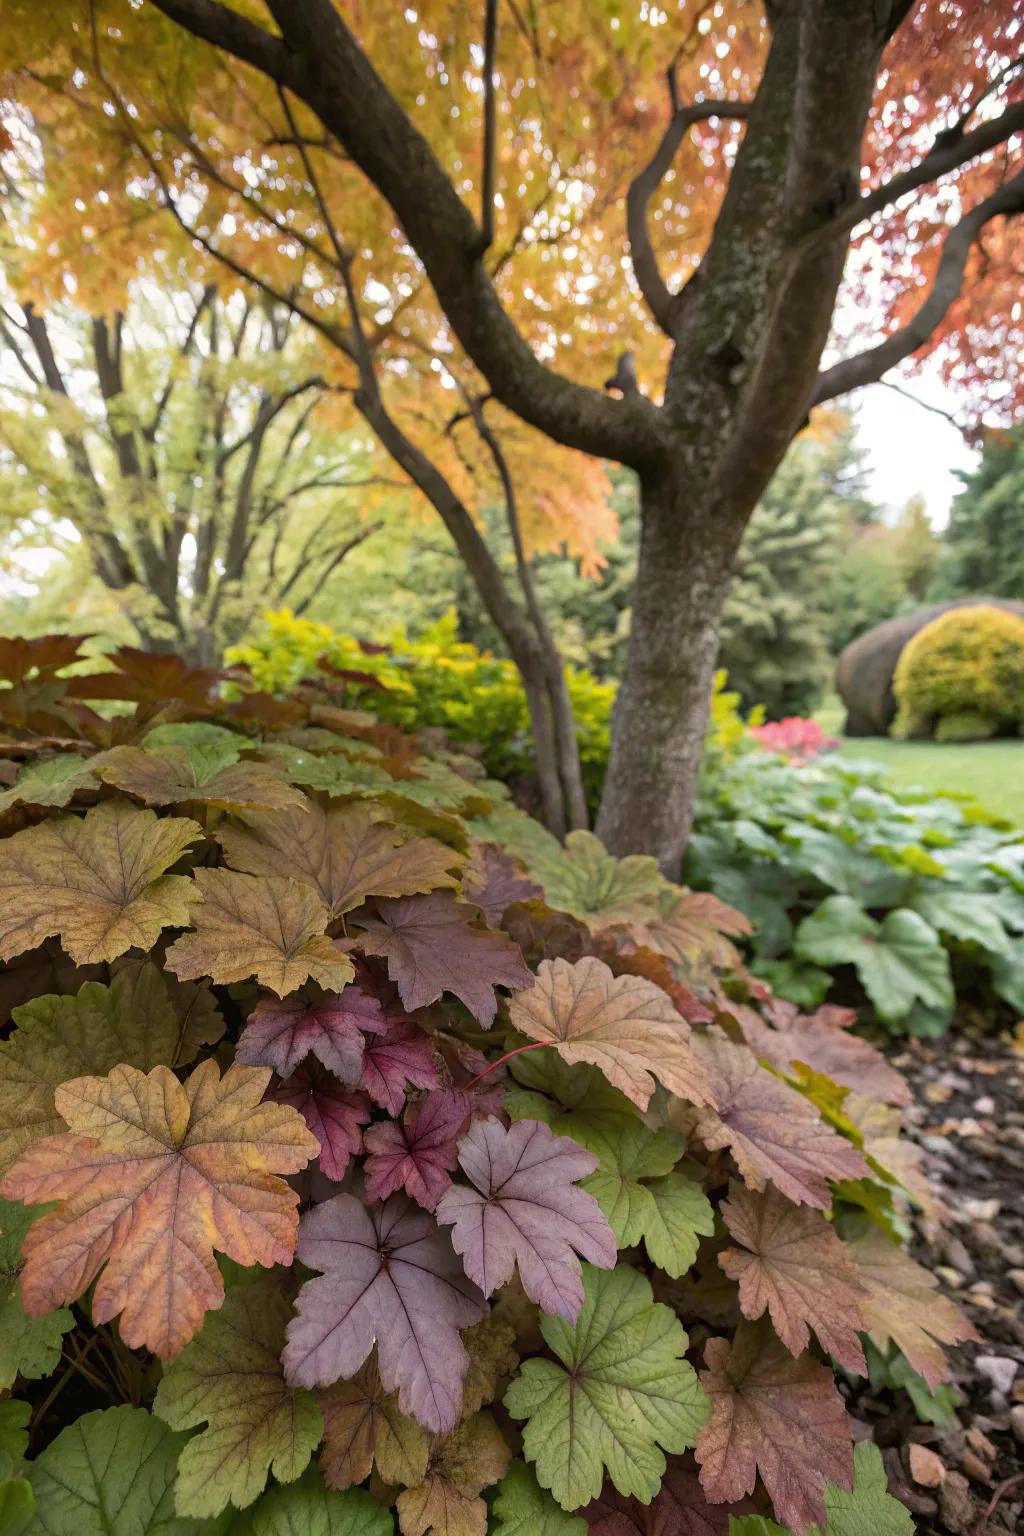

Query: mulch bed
[848,1023,1024,1534]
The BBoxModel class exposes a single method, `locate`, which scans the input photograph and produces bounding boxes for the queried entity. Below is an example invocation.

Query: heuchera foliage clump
[0,636,970,1534]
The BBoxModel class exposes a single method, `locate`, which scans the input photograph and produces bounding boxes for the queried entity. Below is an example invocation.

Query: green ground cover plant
[0,633,961,1533]
[686,747,1024,1035]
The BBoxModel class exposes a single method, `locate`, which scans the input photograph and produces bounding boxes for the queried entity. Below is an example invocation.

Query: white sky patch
[853,375,977,528]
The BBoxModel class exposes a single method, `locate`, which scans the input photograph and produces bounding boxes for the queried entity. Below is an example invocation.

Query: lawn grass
[816,696,1024,827]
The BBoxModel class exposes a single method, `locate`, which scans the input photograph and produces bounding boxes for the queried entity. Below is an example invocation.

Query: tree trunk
[596,468,739,874]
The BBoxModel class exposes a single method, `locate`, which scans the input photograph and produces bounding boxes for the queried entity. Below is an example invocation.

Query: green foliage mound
[0,633,954,1534]
[228,607,616,809]
[892,604,1024,741]
[688,743,1024,1036]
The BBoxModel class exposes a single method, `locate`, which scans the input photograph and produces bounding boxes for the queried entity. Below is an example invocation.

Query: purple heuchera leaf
[360,1016,441,1116]
[236,983,385,1084]
[282,1191,487,1432]
[435,1117,617,1320]
[363,1090,470,1211]
[355,891,534,1027]
[271,1062,372,1181]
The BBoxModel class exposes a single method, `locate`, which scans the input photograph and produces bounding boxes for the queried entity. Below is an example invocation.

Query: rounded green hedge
[892,603,1024,740]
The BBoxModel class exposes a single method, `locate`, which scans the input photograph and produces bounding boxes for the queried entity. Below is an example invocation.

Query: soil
[848,1023,1024,1534]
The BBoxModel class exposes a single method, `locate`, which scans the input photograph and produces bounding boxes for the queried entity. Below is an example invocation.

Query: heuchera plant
[0,635,970,1535]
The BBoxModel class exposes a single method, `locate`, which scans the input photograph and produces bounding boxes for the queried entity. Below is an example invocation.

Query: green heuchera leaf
[504,1262,708,1510]
[0,755,96,814]
[574,1120,714,1278]
[912,888,1011,954]
[809,1442,914,1536]
[0,1399,30,1475]
[0,1197,74,1388]
[153,1276,322,1518]
[528,831,665,923]
[143,722,245,779]
[755,958,831,1011]
[795,896,953,1025]
[491,1461,586,1536]
[990,951,1024,1013]
[864,1338,958,1427]
[0,1475,33,1528]
[0,961,223,1173]
[504,1054,641,1142]
[229,1467,393,1535]
[728,1444,913,1536]
[22,1406,202,1534]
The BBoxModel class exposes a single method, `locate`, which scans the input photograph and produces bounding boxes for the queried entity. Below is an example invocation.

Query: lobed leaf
[505,1263,708,1510]
[507,957,714,1111]
[0,754,97,814]
[692,1034,867,1208]
[0,1196,73,1389]
[395,1411,510,1536]
[153,1275,323,1518]
[572,1118,714,1278]
[735,1003,910,1107]
[241,1465,395,1534]
[360,1015,442,1117]
[166,867,356,995]
[271,1065,372,1182]
[218,799,463,917]
[437,1118,616,1319]
[844,1231,976,1388]
[363,1090,468,1211]
[21,1405,199,1534]
[355,892,533,1028]
[237,984,384,1084]
[94,743,309,813]
[0,1061,318,1357]
[0,960,221,1175]
[0,802,200,965]
[718,1183,867,1372]
[320,1356,430,1492]
[492,1461,586,1536]
[283,1192,488,1432]
[695,1319,853,1534]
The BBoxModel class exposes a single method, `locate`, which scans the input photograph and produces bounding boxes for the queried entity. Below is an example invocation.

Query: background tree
[936,425,1024,600]
[891,494,940,602]
[716,432,843,719]
[0,286,388,660]
[2,0,1022,867]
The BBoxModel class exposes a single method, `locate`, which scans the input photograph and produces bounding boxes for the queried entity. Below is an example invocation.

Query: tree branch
[477,0,499,254]
[151,0,664,467]
[832,97,1024,240]
[627,90,750,336]
[813,166,1024,404]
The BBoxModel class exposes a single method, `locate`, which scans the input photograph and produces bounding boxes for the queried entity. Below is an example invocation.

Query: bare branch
[830,98,1024,241]
[627,89,750,335]
[146,282,217,441]
[876,379,967,434]
[813,167,1024,404]
[478,0,499,254]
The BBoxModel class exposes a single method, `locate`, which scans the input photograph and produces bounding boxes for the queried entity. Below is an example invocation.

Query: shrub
[892,603,1024,739]
[230,610,752,809]
[0,632,956,1532]
[688,745,1024,1035]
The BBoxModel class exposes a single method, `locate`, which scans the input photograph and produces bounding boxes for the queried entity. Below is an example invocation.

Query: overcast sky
[853,376,978,529]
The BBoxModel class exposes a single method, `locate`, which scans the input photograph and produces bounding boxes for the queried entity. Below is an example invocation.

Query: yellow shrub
[892,605,1024,739]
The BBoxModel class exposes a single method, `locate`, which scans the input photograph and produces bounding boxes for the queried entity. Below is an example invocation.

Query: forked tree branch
[813,166,1024,404]
[627,89,750,335]
[150,0,664,467]
[832,97,1024,240]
